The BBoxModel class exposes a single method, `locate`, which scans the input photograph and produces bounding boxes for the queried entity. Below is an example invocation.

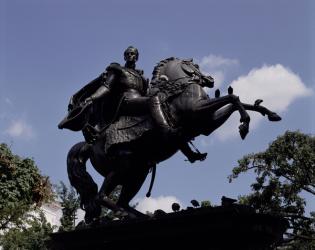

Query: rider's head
[124,46,139,64]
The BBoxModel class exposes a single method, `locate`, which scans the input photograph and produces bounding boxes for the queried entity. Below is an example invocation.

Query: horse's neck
[171,82,208,126]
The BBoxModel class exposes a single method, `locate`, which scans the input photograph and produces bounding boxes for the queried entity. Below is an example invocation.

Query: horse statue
[59,57,281,222]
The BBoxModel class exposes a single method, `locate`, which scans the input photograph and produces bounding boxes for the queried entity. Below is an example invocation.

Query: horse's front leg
[190,94,248,122]
[190,95,250,139]
[241,102,281,121]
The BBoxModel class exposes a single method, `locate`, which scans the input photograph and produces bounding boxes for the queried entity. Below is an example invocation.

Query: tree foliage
[100,185,122,220]
[229,131,315,248]
[0,212,54,250]
[57,182,80,232]
[0,143,53,230]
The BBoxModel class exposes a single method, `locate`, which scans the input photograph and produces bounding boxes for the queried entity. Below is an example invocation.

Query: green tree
[0,212,54,250]
[229,131,315,248]
[101,185,122,220]
[0,143,53,230]
[57,182,80,231]
[0,143,54,249]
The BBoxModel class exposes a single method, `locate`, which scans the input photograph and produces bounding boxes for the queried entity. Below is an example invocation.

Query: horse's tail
[67,142,98,210]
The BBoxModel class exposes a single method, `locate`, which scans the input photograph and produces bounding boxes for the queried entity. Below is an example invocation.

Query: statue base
[49,205,288,250]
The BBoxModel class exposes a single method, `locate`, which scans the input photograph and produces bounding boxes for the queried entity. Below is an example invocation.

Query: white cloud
[0,97,13,119]
[215,64,313,141]
[135,196,182,214]
[4,120,35,139]
[197,54,239,88]
[4,97,13,105]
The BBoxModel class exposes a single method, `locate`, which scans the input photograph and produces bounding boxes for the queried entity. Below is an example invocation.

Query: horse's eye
[181,64,194,76]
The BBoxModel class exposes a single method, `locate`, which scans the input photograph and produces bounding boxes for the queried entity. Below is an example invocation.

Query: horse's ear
[184,58,193,62]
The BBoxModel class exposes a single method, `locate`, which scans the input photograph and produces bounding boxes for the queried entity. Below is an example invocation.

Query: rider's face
[125,49,138,63]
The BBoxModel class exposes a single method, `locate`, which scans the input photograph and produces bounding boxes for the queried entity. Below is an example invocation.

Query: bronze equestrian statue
[58,47,281,222]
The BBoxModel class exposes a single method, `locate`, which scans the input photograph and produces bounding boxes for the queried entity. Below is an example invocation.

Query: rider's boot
[150,95,176,136]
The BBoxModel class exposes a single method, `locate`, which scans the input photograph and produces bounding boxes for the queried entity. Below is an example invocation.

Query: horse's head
[151,57,214,88]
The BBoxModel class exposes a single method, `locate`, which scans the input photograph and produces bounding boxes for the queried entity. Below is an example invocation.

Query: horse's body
[65,58,281,222]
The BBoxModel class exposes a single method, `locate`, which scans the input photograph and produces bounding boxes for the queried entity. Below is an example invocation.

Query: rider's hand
[84,97,93,106]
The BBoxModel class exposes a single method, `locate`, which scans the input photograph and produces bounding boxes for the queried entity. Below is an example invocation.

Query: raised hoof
[239,123,249,140]
[254,99,263,106]
[268,112,281,121]
[240,114,250,124]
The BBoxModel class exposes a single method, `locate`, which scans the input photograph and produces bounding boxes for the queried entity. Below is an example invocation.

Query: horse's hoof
[83,198,102,224]
[254,99,263,106]
[75,220,87,229]
[268,112,281,121]
[240,114,250,124]
[239,123,249,140]
[114,210,131,219]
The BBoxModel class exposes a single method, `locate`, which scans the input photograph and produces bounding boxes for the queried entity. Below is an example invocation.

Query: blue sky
[1,0,314,213]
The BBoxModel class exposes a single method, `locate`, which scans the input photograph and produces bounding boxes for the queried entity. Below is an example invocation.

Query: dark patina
[59,47,281,223]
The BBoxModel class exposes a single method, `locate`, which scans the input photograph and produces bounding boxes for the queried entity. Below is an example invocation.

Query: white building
[41,202,63,230]
[41,202,84,230]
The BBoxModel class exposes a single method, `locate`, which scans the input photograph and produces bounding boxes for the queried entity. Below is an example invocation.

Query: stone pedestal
[49,205,288,250]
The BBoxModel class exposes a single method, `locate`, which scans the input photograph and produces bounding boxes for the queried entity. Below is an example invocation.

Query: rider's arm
[85,84,109,104]
[84,65,119,104]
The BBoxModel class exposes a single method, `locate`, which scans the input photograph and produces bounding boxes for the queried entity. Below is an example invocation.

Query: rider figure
[83,46,172,131]
[74,46,206,163]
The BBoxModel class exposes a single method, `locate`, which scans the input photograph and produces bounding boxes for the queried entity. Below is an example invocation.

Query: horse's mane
[151,57,176,84]
[150,57,195,99]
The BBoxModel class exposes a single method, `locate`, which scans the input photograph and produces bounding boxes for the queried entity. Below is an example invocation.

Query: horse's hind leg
[116,162,150,218]
[96,151,148,218]
[67,142,101,223]
[97,171,125,213]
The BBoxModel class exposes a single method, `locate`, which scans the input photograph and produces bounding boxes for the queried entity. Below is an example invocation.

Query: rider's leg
[179,143,207,163]
[149,94,176,134]
[121,94,175,134]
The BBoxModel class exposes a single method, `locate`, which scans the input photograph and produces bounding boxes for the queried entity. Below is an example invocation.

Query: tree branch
[279,173,315,195]
[285,232,315,241]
